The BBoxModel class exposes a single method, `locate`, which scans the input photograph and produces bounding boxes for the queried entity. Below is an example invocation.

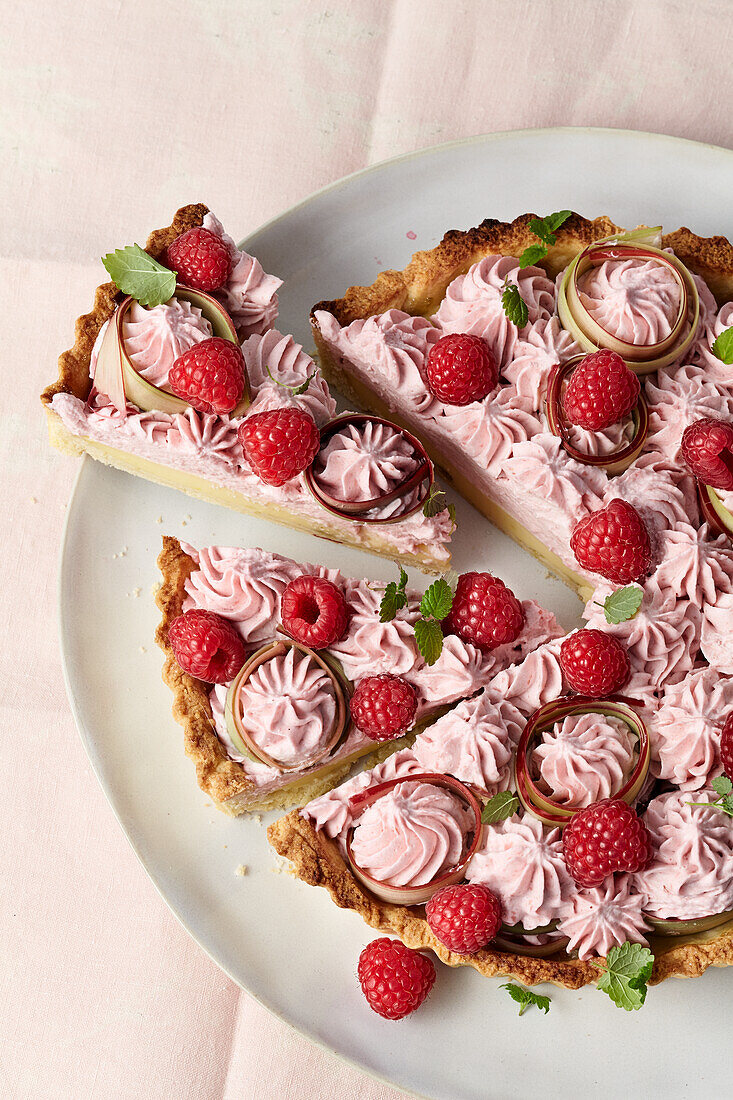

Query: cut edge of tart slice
[41,204,452,575]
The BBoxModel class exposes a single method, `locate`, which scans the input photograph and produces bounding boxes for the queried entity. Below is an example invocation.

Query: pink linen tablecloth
[2,1,732,1097]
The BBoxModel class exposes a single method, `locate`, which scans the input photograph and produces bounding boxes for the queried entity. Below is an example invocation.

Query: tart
[41,204,454,573]
[268,212,733,995]
[156,536,559,814]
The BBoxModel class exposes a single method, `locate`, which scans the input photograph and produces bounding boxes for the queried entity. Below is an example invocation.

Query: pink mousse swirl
[564,418,635,458]
[349,780,473,887]
[689,297,733,386]
[433,256,555,369]
[652,666,729,790]
[328,609,417,682]
[701,590,733,674]
[646,365,733,460]
[202,212,282,337]
[439,386,542,476]
[122,299,212,386]
[242,329,335,426]
[233,647,337,767]
[169,408,242,464]
[413,689,524,795]
[182,545,322,644]
[583,581,700,687]
[655,523,733,605]
[503,317,582,408]
[602,450,700,537]
[533,713,636,808]
[301,749,424,839]
[486,639,565,716]
[314,309,442,417]
[634,790,733,919]
[557,875,649,959]
[467,813,573,928]
[576,255,682,345]
[314,421,418,502]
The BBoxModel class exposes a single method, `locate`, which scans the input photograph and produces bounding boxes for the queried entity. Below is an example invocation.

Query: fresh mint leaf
[712,327,733,365]
[379,566,408,622]
[501,279,529,329]
[602,585,644,625]
[500,983,551,1017]
[518,243,548,269]
[266,364,317,396]
[102,244,176,307]
[447,502,457,526]
[414,618,444,666]
[481,790,519,824]
[419,578,453,622]
[594,943,654,1011]
[529,210,573,244]
[422,483,450,518]
[712,775,733,798]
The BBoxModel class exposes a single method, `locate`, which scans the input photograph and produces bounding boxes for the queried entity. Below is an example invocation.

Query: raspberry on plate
[280,575,348,648]
[357,938,435,1019]
[559,629,630,698]
[238,407,321,486]
[426,333,498,406]
[425,883,502,955]
[721,713,733,778]
[442,571,524,650]
[350,674,417,741]
[681,417,733,490]
[562,349,640,431]
[165,226,231,292]
[168,337,247,415]
[168,608,246,684]
[562,798,652,887]
[570,499,652,584]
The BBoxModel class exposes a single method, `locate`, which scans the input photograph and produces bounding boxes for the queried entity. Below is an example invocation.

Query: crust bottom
[268,810,733,988]
[48,410,448,574]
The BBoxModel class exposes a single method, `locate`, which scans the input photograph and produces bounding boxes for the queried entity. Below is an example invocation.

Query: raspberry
[280,575,348,648]
[426,333,498,406]
[562,798,652,888]
[562,349,640,430]
[357,938,435,1020]
[681,417,733,490]
[168,608,246,684]
[721,713,733,778]
[425,883,502,955]
[350,674,418,741]
[168,337,247,415]
[165,226,231,292]
[559,629,630,698]
[570,499,652,584]
[238,407,320,486]
[442,572,524,650]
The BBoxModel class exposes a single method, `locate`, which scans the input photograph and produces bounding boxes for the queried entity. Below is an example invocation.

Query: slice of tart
[156,536,560,814]
[311,213,733,595]
[42,204,454,573]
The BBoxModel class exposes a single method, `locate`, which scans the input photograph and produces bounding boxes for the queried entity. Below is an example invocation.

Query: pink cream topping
[501,434,607,533]
[466,813,573,928]
[202,212,282,337]
[655,522,733,605]
[302,749,425,839]
[242,329,336,426]
[122,299,212,387]
[439,387,542,476]
[486,639,565,716]
[601,450,700,536]
[532,713,636,808]
[557,875,649,959]
[349,780,473,887]
[233,647,337,766]
[503,317,582,407]
[646,365,733,459]
[651,666,729,791]
[313,421,419,502]
[634,790,733,919]
[690,298,733,385]
[576,255,682,345]
[701,590,733,675]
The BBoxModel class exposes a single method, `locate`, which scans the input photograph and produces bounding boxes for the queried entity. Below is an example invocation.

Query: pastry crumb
[270,855,294,876]
[127,587,142,598]
[155,515,163,524]
[250,813,263,826]
[139,645,147,654]
[29,496,38,504]
[235,864,248,877]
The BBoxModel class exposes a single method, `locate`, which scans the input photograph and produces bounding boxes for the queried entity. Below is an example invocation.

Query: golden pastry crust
[311,212,733,334]
[268,808,733,989]
[41,203,209,407]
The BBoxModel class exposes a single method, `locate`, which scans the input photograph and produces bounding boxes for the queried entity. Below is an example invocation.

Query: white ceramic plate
[60,129,733,1100]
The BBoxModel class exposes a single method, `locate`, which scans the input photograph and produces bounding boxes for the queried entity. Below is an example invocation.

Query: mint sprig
[599,585,644,625]
[712,327,733,365]
[518,210,572,268]
[500,983,551,1017]
[102,244,176,307]
[379,565,408,623]
[414,576,456,665]
[265,363,317,396]
[422,483,456,526]
[501,278,529,329]
[481,790,520,824]
[688,775,733,818]
[593,943,654,1011]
